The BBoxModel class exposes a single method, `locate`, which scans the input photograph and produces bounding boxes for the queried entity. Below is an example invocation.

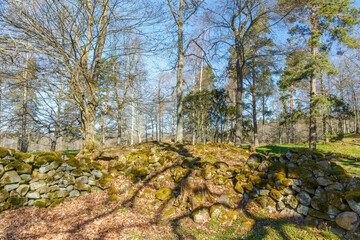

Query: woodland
[1,1,360,239]
[0,0,358,153]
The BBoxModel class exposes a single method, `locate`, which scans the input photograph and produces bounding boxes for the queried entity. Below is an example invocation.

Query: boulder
[335,212,359,231]
[209,204,237,224]
[155,188,172,201]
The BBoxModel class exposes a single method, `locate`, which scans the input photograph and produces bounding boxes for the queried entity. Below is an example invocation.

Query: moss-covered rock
[213,175,227,185]
[7,197,27,209]
[162,207,176,219]
[108,194,120,202]
[14,152,32,162]
[249,175,261,186]
[209,204,237,224]
[0,189,9,202]
[49,198,65,208]
[328,191,347,210]
[0,147,14,158]
[254,196,276,212]
[284,195,298,209]
[0,170,21,185]
[241,218,256,230]
[155,188,172,201]
[308,208,332,221]
[96,175,113,189]
[269,189,283,201]
[192,207,210,223]
[288,167,312,179]
[139,188,154,199]
[234,182,244,194]
[34,199,51,208]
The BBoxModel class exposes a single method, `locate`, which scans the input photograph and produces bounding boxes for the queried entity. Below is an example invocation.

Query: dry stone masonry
[0,147,111,211]
[0,143,359,239]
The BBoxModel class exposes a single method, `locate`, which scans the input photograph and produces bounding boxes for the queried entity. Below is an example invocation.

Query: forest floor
[256,133,360,176]
[0,143,347,240]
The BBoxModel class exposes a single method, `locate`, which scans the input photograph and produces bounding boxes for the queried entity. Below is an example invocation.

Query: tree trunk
[309,8,317,151]
[251,52,259,147]
[175,0,185,143]
[290,83,295,143]
[234,37,243,147]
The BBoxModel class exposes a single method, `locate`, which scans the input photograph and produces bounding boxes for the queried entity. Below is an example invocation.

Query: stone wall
[243,149,360,238]
[0,147,111,211]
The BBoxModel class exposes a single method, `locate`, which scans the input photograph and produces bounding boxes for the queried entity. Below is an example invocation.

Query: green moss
[288,167,312,179]
[234,182,244,194]
[50,198,65,208]
[345,191,360,202]
[213,175,227,185]
[4,160,22,171]
[45,176,55,184]
[34,199,50,208]
[249,175,261,186]
[14,152,32,161]
[281,178,291,187]
[269,189,282,201]
[243,182,253,192]
[155,188,172,201]
[269,162,286,174]
[0,202,10,211]
[90,161,104,170]
[272,172,286,182]
[0,189,9,202]
[71,169,83,176]
[241,218,256,230]
[327,191,345,210]
[235,174,246,182]
[162,207,176,218]
[310,198,329,212]
[330,168,347,176]
[108,184,118,196]
[308,208,331,221]
[139,188,154,199]
[34,152,61,167]
[131,166,149,179]
[97,175,113,189]
[66,156,81,168]
[0,147,12,158]
[17,163,32,174]
[302,178,319,191]
[108,194,120,202]
[7,197,27,209]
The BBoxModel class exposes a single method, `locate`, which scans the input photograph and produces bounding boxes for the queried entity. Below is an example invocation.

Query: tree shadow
[0,142,342,239]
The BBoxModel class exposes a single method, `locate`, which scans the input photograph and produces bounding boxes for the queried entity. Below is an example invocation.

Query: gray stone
[27,200,35,206]
[16,185,30,196]
[47,170,55,177]
[38,186,51,194]
[76,176,88,184]
[39,165,53,173]
[289,179,302,186]
[88,177,96,186]
[50,161,60,170]
[0,171,21,185]
[292,185,301,192]
[325,183,343,191]
[66,185,74,191]
[277,201,285,211]
[0,165,4,177]
[26,191,41,199]
[119,182,131,194]
[316,177,333,186]
[4,183,19,191]
[259,190,270,196]
[327,205,341,216]
[9,190,19,197]
[317,160,329,169]
[347,200,360,215]
[297,204,309,215]
[192,207,210,223]
[296,191,311,206]
[69,190,80,198]
[30,180,46,191]
[80,191,89,197]
[92,170,103,179]
[284,195,298,209]
[314,187,327,201]
[20,174,32,182]
[335,212,359,231]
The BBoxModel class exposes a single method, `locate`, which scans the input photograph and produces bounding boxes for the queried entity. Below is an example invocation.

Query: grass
[255,133,360,176]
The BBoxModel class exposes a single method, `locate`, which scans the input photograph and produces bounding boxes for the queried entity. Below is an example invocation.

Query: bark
[251,51,259,147]
[234,37,243,147]
[290,83,295,143]
[309,7,317,151]
[175,0,185,143]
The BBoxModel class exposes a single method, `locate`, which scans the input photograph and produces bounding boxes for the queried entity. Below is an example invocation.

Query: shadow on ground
[1,143,341,240]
